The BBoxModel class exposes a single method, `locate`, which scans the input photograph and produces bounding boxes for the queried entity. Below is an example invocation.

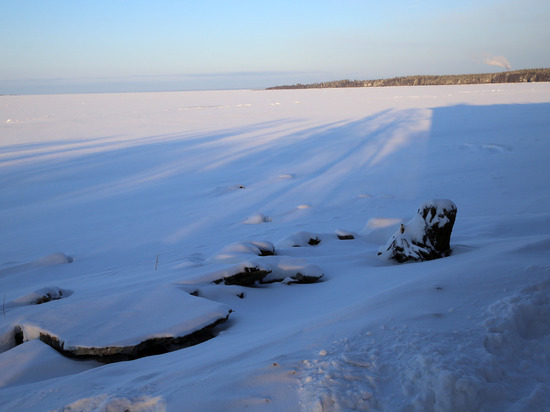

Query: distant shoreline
[267,68,550,90]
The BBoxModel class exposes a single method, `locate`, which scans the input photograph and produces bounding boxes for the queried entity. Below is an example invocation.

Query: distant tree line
[267,68,550,90]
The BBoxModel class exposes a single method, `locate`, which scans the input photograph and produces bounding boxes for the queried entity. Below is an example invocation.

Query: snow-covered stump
[378,199,457,263]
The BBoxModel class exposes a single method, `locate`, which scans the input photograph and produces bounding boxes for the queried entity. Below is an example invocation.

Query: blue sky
[1,0,549,94]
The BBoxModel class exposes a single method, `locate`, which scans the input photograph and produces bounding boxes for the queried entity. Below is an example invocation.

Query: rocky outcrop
[378,199,457,262]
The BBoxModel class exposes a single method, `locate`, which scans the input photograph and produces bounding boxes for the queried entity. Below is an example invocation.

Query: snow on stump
[378,199,457,263]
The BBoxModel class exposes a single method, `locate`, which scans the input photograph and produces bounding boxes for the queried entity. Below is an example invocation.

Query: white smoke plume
[484,54,511,70]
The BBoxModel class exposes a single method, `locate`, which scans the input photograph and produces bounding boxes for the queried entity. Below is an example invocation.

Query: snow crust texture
[300,269,550,412]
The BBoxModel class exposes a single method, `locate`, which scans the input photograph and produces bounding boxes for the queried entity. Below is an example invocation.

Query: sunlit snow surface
[1,84,550,411]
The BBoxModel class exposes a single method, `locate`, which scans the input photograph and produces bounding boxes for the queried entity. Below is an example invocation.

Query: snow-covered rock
[259,256,324,284]
[277,231,322,248]
[208,241,275,263]
[9,286,231,362]
[335,229,355,240]
[208,261,272,286]
[12,286,73,305]
[378,199,457,262]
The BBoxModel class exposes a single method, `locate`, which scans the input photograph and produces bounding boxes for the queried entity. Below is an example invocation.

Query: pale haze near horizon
[1,0,549,95]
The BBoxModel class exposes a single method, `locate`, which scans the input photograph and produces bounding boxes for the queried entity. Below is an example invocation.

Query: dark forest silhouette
[268,68,550,90]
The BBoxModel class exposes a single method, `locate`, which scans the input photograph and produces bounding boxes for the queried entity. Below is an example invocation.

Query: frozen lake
[1,83,550,411]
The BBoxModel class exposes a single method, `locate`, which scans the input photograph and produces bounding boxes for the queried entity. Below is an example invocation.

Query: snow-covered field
[1,84,549,411]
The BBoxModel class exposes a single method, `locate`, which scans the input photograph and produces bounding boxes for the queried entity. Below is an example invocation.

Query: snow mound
[277,231,322,248]
[12,286,73,306]
[0,340,99,388]
[259,256,324,284]
[208,241,275,263]
[0,253,74,276]
[243,213,272,224]
[361,217,404,244]
[36,252,74,265]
